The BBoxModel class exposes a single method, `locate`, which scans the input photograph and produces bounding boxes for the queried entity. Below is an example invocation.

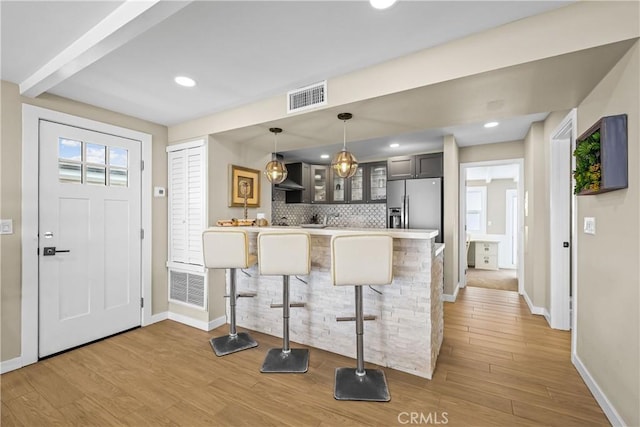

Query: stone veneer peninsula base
[216,226,444,380]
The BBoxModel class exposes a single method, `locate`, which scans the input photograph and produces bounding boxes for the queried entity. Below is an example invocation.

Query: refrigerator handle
[404,195,409,229]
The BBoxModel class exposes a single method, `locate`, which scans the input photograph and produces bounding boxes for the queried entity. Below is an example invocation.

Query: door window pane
[86,165,106,185]
[59,162,82,183]
[86,143,106,165]
[109,147,128,167]
[109,168,128,187]
[58,138,82,161]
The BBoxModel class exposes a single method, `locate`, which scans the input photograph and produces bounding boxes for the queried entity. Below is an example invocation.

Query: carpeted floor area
[466,267,518,291]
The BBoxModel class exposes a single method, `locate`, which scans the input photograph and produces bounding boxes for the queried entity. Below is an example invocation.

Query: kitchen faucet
[323,212,340,225]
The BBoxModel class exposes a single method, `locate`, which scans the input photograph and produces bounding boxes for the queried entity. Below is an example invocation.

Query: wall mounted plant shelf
[573,114,628,195]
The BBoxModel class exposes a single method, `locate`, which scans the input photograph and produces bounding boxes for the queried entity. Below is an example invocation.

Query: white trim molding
[522,289,545,316]
[442,283,460,302]
[150,311,169,324]
[1,357,23,374]
[572,353,626,426]
[21,104,153,364]
[167,313,226,332]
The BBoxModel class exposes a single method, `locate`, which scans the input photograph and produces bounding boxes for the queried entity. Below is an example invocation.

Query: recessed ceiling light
[320,154,330,159]
[370,0,397,10]
[389,143,400,148]
[174,76,196,87]
[484,121,499,128]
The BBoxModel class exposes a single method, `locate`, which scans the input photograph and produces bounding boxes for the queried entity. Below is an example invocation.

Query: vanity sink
[300,224,327,229]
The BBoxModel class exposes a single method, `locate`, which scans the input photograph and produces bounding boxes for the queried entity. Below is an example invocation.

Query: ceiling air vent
[287,81,327,114]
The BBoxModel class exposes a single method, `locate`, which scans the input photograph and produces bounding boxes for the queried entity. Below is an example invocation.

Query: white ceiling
[3,0,629,161]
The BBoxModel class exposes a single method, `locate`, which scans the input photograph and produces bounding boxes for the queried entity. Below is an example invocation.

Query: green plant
[573,131,601,194]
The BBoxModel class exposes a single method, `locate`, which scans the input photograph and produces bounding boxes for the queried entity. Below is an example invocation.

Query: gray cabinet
[387,156,415,180]
[387,153,443,180]
[366,162,387,203]
[310,165,328,203]
[416,153,443,178]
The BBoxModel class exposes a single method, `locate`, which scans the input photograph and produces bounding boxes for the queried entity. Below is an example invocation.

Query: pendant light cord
[343,119,347,150]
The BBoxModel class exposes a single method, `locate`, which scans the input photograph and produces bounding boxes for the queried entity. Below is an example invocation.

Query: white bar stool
[330,234,394,401]
[202,229,258,356]
[257,231,311,373]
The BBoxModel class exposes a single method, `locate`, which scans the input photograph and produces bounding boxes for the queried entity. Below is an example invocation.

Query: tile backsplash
[271,190,386,228]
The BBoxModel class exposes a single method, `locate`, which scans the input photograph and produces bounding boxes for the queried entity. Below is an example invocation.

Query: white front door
[38,120,142,357]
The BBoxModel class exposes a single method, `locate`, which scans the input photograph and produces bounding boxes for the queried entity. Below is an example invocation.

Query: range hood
[274,178,305,191]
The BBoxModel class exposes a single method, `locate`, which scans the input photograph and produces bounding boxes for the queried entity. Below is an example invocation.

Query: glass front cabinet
[310,165,328,203]
[367,162,387,203]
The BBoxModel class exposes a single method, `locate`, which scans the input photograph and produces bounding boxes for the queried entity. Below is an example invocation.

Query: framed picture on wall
[229,165,261,207]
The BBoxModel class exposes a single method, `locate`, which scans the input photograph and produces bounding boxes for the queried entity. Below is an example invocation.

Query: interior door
[39,120,142,357]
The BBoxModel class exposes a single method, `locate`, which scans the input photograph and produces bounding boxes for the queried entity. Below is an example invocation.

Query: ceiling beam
[20,0,190,98]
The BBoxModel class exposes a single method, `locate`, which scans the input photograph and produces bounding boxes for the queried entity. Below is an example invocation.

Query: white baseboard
[208,316,226,331]
[522,289,545,315]
[572,353,626,426]
[543,308,551,326]
[168,312,210,331]
[149,311,169,324]
[442,283,460,302]
[168,312,227,331]
[1,356,23,374]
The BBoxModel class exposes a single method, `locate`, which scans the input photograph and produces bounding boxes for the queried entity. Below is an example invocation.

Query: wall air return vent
[169,269,206,309]
[287,80,327,114]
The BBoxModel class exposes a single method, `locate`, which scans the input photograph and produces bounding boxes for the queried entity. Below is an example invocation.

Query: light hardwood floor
[1,287,609,426]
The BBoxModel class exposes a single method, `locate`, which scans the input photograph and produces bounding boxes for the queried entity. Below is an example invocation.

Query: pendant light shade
[332,113,358,178]
[264,127,288,184]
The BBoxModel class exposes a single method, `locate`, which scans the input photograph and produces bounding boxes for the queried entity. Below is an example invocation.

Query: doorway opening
[21,105,153,367]
[549,109,578,335]
[459,159,524,296]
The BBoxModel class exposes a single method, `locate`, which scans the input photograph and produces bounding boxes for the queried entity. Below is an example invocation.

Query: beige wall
[0,81,169,362]
[458,140,524,164]
[523,122,548,307]
[576,41,639,427]
[443,135,459,295]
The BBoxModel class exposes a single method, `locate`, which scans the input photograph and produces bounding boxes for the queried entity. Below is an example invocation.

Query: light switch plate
[0,219,13,235]
[584,217,596,235]
[153,187,166,198]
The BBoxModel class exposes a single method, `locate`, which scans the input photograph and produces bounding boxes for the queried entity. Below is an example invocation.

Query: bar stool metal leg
[261,275,309,373]
[334,285,390,401]
[210,268,258,356]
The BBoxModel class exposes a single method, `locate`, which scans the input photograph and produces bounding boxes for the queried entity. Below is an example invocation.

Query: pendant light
[264,127,288,184]
[331,113,358,178]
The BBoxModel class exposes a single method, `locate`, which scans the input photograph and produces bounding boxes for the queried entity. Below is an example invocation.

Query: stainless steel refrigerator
[387,178,443,243]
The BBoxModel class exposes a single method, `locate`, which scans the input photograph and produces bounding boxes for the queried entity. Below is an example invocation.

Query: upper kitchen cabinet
[387,153,443,180]
[330,171,347,203]
[367,162,387,203]
[415,153,443,178]
[311,164,328,203]
[387,156,415,180]
[349,166,365,203]
[283,162,386,204]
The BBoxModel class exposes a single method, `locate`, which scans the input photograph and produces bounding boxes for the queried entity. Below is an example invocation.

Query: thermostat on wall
[154,187,166,198]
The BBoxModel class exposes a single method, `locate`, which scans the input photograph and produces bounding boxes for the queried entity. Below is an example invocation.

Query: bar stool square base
[334,368,390,401]
[260,348,309,373]
[210,333,258,357]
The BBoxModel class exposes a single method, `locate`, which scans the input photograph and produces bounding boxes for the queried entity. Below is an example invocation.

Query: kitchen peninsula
[223,226,444,379]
